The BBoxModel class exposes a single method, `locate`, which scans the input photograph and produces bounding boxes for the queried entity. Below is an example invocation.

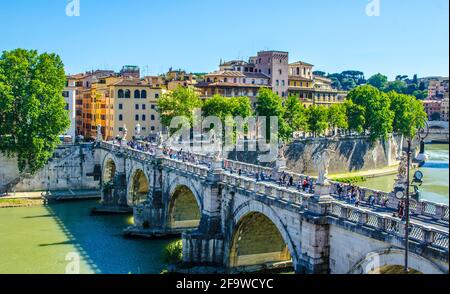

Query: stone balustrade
[98,141,449,222]
[330,202,449,250]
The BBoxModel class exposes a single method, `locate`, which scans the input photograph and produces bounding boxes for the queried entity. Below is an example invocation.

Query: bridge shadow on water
[42,200,174,274]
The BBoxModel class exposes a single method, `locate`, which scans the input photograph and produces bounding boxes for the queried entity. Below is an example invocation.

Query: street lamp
[403,120,429,273]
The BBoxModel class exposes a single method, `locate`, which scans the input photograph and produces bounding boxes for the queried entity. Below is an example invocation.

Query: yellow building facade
[108,79,164,140]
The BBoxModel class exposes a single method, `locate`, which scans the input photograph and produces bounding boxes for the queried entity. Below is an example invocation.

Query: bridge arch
[349,248,447,274]
[103,158,117,183]
[167,181,202,230]
[228,201,298,269]
[127,168,150,206]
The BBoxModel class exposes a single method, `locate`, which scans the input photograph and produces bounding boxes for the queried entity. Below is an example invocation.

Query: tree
[0,49,69,174]
[367,73,388,90]
[284,95,307,138]
[347,85,394,141]
[412,90,428,100]
[313,71,326,77]
[157,86,202,128]
[344,100,366,134]
[385,80,407,94]
[202,95,253,140]
[255,88,290,142]
[327,103,348,132]
[387,92,427,138]
[305,106,328,137]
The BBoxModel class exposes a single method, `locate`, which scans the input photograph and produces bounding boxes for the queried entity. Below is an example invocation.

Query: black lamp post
[404,120,429,273]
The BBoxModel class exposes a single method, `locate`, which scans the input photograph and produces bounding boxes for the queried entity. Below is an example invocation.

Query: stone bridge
[95,141,449,274]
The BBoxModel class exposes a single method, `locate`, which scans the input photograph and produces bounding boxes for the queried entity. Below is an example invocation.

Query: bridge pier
[93,172,131,214]
[182,166,225,266]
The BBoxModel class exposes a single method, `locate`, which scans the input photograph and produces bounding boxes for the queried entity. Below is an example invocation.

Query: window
[118,89,124,98]
[141,90,147,99]
[155,93,159,99]
[135,114,139,121]
[142,114,146,121]
[224,78,228,83]
[233,78,237,83]
[125,90,131,98]
[282,80,285,86]
[252,79,255,84]
[135,104,139,110]
[101,115,106,120]
[119,104,123,110]
[151,115,155,121]
[62,91,69,98]
[151,126,155,131]
[134,90,140,99]
[279,69,282,75]
[151,104,155,110]
[243,78,246,84]
[142,104,146,110]
[119,127,123,132]
[276,80,279,86]
[268,69,271,75]
[65,103,69,110]
[119,114,123,121]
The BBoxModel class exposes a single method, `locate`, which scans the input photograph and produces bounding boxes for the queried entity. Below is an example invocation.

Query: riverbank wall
[227,135,401,176]
[0,143,100,193]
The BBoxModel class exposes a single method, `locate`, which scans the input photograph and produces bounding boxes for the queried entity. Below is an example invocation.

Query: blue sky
[0,0,448,79]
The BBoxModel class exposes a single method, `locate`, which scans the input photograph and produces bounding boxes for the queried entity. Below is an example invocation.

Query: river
[0,144,448,274]
[356,144,449,204]
[0,200,174,274]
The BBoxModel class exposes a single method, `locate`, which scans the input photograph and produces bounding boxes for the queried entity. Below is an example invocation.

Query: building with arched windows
[108,78,164,140]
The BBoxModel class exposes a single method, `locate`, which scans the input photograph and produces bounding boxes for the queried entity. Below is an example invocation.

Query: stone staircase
[0,174,29,196]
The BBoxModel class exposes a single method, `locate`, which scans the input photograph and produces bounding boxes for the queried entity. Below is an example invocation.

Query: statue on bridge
[96,124,103,142]
[314,148,335,186]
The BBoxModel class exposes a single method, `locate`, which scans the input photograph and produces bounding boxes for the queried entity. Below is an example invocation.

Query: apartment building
[195,61,270,102]
[62,78,77,140]
[288,61,346,107]
[253,51,289,98]
[109,79,163,139]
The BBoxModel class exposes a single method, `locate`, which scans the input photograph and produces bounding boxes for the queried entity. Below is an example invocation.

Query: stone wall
[227,135,401,175]
[328,225,447,274]
[0,143,100,192]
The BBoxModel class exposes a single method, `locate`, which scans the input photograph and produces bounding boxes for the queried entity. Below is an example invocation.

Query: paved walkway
[221,168,449,232]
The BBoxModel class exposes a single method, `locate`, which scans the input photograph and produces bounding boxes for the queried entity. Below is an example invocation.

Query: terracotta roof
[112,78,152,87]
[289,76,313,82]
[244,72,270,79]
[289,61,314,67]
[196,82,265,88]
[205,70,245,77]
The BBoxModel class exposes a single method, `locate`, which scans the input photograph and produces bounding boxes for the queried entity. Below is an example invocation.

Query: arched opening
[134,89,140,99]
[103,159,116,183]
[124,89,131,98]
[141,90,147,99]
[168,185,201,229]
[229,212,291,268]
[129,170,149,205]
[118,89,124,98]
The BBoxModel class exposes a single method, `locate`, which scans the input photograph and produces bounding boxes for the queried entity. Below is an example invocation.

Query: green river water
[0,200,174,274]
[0,144,448,274]
[356,144,449,205]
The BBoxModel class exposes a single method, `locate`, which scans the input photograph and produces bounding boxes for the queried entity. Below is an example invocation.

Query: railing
[329,202,449,250]
[98,141,449,221]
[220,172,310,208]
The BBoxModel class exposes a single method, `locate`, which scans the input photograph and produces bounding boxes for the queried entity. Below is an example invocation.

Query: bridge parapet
[98,141,449,221]
[329,201,449,251]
